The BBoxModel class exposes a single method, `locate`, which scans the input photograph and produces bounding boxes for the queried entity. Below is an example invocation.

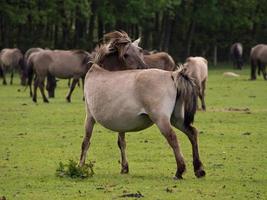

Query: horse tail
[172,67,199,127]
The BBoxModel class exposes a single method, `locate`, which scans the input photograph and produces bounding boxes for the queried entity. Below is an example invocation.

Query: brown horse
[27,49,90,103]
[78,31,205,179]
[132,38,176,71]
[0,48,26,85]
[250,44,267,80]
[230,43,243,69]
[184,57,208,111]
[144,52,176,71]
[92,31,147,70]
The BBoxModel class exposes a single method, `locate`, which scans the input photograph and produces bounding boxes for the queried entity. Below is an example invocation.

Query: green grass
[0,65,266,199]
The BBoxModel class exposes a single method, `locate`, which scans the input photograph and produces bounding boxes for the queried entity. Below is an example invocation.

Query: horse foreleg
[79,114,95,166]
[66,78,78,102]
[117,132,129,174]
[39,79,49,103]
[155,117,186,179]
[82,77,85,101]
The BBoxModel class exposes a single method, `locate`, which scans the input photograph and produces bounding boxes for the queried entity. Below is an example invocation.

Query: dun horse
[230,43,243,69]
[184,56,208,111]
[79,32,205,179]
[250,44,267,80]
[0,48,26,85]
[27,49,90,103]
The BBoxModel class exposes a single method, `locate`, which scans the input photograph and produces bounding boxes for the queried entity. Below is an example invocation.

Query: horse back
[144,52,175,71]
[0,48,23,66]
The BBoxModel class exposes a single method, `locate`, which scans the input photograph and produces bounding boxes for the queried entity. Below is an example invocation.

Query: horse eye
[139,49,143,53]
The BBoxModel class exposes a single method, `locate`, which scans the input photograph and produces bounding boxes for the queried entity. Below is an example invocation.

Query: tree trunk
[88,0,97,50]
[213,44,217,66]
[97,15,104,41]
[186,20,195,57]
[152,12,160,50]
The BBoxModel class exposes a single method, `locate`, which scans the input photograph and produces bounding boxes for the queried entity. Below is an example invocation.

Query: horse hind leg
[79,113,95,166]
[32,76,38,102]
[260,63,267,80]
[172,118,205,178]
[10,70,13,85]
[117,132,129,174]
[184,125,205,178]
[66,78,78,102]
[1,66,7,85]
[200,80,206,111]
[154,116,186,179]
[39,79,49,103]
[250,59,257,80]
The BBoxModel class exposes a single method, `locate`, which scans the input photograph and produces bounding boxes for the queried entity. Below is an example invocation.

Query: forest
[0,0,266,62]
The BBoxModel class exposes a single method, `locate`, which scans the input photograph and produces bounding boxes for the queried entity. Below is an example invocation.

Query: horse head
[103,31,147,70]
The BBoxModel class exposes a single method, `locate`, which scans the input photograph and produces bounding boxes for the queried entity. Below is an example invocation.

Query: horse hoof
[173,175,183,180]
[44,100,49,103]
[33,98,37,103]
[66,97,71,103]
[195,169,206,178]
[120,165,129,174]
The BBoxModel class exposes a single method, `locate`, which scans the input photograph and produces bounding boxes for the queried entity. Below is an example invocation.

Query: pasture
[0,65,266,199]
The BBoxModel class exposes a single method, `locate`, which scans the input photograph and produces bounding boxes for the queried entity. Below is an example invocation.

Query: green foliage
[0,0,266,60]
[56,160,94,179]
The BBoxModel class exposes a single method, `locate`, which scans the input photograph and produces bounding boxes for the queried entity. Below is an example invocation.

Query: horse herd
[230,42,267,80]
[0,31,265,179]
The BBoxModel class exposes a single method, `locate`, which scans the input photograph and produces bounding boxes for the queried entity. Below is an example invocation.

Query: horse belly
[49,65,76,79]
[97,114,153,132]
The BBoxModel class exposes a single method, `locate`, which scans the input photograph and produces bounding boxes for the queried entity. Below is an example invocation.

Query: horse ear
[133,38,141,47]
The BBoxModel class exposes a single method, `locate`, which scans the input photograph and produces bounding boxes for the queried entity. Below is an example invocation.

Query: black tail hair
[172,68,199,127]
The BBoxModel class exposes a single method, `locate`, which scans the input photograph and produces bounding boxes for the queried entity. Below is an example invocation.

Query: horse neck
[100,53,126,71]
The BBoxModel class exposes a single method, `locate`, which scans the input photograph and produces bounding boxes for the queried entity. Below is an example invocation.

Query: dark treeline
[0,0,266,62]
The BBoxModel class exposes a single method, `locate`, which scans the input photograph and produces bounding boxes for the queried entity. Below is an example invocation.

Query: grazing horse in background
[0,48,26,85]
[184,56,208,111]
[24,47,44,62]
[250,44,267,80]
[230,43,243,70]
[78,31,205,179]
[27,49,90,103]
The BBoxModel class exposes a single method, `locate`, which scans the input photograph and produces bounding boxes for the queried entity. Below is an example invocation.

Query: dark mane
[90,43,112,65]
[103,31,131,44]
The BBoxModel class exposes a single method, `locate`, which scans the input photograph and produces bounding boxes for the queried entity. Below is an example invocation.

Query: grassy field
[0,65,266,200]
